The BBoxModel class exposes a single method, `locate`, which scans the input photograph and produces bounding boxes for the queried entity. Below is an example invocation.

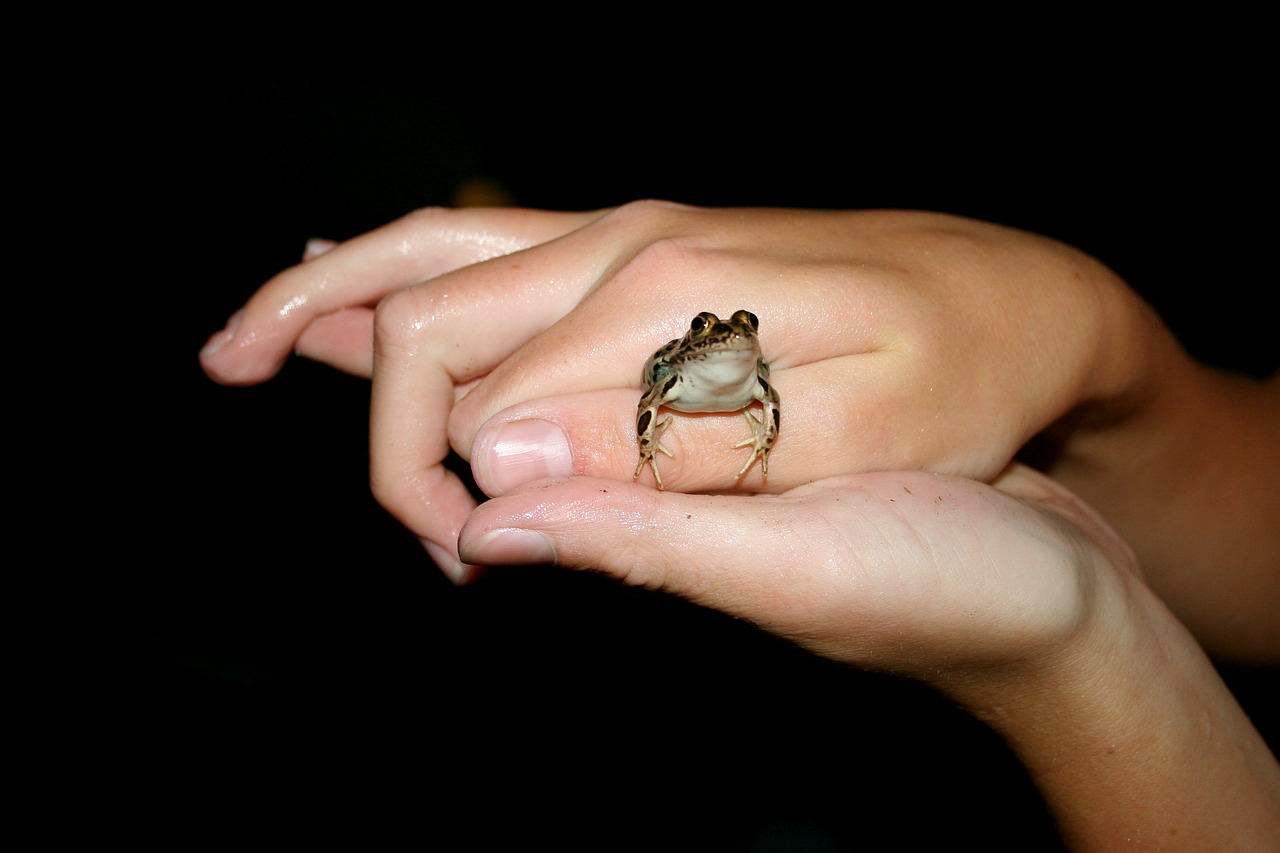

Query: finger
[464,348,1019,499]
[200,206,595,386]
[302,237,338,261]
[442,206,1030,496]
[294,307,376,378]
[454,474,920,660]
[457,475,798,608]
[467,388,792,496]
[443,219,847,450]
[367,210,665,576]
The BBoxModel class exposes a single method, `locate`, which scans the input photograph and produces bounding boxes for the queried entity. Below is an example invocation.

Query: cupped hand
[201,201,1139,581]
[457,463,1138,678]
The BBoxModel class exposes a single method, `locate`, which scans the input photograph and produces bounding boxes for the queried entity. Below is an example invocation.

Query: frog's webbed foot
[732,408,773,479]
[634,414,675,489]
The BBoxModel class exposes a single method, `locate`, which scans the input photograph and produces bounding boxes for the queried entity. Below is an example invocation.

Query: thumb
[456,473,956,659]
[457,470,1109,672]
[457,476,811,610]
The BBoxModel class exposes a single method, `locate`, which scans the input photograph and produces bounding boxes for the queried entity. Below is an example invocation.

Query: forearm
[947,581,1280,850]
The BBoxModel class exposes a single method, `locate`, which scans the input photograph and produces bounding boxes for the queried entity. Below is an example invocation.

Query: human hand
[458,463,1132,676]
[201,202,1149,582]
[457,466,1280,848]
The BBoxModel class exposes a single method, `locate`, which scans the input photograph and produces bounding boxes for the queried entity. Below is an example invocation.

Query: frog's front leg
[634,392,676,489]
[732,377,781,479]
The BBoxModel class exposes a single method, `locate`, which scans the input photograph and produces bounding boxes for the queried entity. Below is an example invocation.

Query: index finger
[367,210,659,581]
[199,206,595,386]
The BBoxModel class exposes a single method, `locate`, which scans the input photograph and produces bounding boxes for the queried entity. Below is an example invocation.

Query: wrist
[1061,260,1183,433]
[1011,246,1182,481]
[1037,342,1280,658]
[933,552,1145,726]
[938,575,1280,848]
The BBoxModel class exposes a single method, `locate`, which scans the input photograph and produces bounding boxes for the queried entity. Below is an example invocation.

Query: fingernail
[303,237,337,261]
[199,309,243,359]
[460,528,556,566]
[422,538,474,585]
[478,419,573,494]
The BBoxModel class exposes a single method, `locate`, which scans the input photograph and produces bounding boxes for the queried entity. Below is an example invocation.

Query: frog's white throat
[669,349,761,413]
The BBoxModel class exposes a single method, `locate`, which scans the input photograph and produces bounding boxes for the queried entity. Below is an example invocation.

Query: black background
[117,44,1275,849]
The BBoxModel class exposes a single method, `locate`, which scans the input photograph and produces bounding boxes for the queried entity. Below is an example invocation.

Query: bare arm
[950,562,1280,850]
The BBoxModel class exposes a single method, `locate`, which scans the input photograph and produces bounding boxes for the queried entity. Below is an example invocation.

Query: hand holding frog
[455,464,1280,849]
[201,202,1148,577]
[200,201,1277,662]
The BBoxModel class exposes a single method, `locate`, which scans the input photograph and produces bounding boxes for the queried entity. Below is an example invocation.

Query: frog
[633,309,780,489]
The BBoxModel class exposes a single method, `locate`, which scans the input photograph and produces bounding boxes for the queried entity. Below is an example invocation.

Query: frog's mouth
[705,324,755,350]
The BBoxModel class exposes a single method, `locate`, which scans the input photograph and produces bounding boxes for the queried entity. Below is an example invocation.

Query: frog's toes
[635,417,675,488]
[732,410,772,478]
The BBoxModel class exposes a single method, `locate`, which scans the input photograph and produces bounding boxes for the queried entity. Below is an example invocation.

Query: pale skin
[201,201,1280,849]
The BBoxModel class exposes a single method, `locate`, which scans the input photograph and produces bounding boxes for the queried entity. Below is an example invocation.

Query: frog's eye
[690,313,713,333]
[730,309,759,331]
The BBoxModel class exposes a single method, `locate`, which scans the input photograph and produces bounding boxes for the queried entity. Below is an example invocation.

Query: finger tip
[423,538,486,584]
[199,327,236,363]
[201,308,243,352]
[199,314,297,386]
[472,418,574,496]
[198,310,264,384]
[198,349,282,387]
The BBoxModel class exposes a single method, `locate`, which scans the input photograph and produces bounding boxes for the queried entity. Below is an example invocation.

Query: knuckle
[597,197,691,227]
[372,287,416,339]
[372,286,444,353]
[399,205,453,226]
[612,235,710,297]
